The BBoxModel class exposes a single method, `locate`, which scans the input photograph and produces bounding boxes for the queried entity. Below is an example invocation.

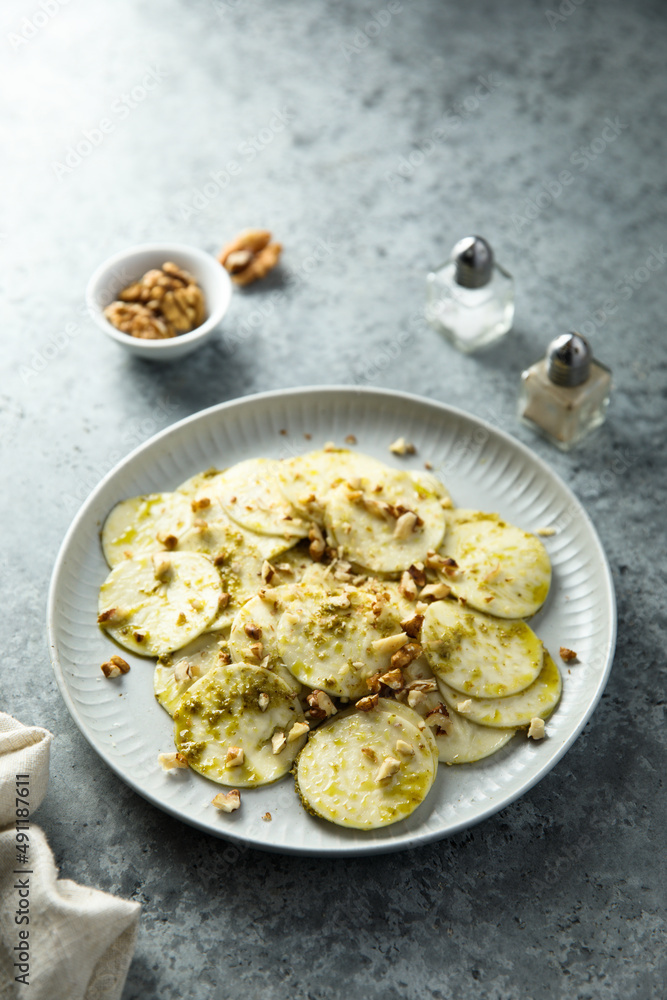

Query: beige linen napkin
[0,713,140,1000]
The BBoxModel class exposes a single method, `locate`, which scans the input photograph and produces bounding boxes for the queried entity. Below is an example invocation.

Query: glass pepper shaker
[426,236,515,353]
[518,332,612,450]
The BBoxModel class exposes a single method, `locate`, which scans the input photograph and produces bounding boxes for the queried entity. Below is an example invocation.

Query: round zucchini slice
[440,510,551,619]
[102,492,193,568]
[436,652,562,729]
[98,552,221,656]
[200,459,310,539]
[174,664,307,787]
[422,599,544,698]
[325,469,446,574]
[274,585,394,699]
[295,700,438,829]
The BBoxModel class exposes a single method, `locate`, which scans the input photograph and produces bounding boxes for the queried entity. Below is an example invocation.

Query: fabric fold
[0,713,140,1000]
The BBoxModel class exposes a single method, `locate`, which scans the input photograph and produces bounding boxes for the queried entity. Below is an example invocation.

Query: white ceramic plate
[48,387,616,856]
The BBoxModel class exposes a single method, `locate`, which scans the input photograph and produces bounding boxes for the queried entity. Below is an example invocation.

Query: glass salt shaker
[426,236,515,353]
[518,332,612,451]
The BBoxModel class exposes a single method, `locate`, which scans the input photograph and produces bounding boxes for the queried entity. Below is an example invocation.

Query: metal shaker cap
[547,332,592,387]
[453,236,494,288]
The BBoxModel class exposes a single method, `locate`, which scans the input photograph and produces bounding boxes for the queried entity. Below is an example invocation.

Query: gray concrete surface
[2,0,666,997]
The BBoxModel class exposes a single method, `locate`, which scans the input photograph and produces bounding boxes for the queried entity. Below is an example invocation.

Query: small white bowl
[86,243,233,361]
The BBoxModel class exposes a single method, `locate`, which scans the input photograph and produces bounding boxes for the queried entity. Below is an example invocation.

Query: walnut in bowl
[87,244,232,361]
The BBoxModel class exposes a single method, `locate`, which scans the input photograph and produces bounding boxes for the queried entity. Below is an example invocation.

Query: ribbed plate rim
[47,385,617,857]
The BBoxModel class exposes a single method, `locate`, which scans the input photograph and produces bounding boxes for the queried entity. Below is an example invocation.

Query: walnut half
[218,229,282,286]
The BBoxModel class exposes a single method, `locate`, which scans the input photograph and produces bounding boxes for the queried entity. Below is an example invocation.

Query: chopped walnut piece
[308,524,326,561]
[327,593,351,609]
[212,789,241,812]
[527,717,546,740]
[306,690,337,720]
[407,689,426,709]
[225,746,245,767]
[560,647,578,662]
[262,812,272,822]
[244,622,263,640]
[261,560,276,584]
[389,437,416,456]
[218,593,230,611]
[440,496,453,509]
[100,655,130,679]
[394,511,418,540]
[345,434,357,444]
[426,553,459,576]
[361,746,378,762]
[376,756,401,783]
[406,679,437,693]
[271,731,287,754]
[419,582,451,601]
[366,672,382,693]
[396,739,415,756]
[248,641,264,660]
[152,556,172,581]
[424,703,453,735]
[218,650,232,665]
[174,660,200,683]
[97,607,129,626]
[191,497,211,511]
[258,693,270,712]
[536,526,557,537]
[482,562,501,583]
[158,751,188,770]
[371,633,409,655]
[398,571,418,600]
[356,693,379,712]
[424,461,433,470]
[400,613,424,638]
[378,668,404,690]
[390,642,422,670]
[287,721,310,742]
[157,531,178,549]
[407,563,426,588]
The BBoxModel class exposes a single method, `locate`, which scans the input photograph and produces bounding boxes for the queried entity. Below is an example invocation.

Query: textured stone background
[1,0,666,997]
